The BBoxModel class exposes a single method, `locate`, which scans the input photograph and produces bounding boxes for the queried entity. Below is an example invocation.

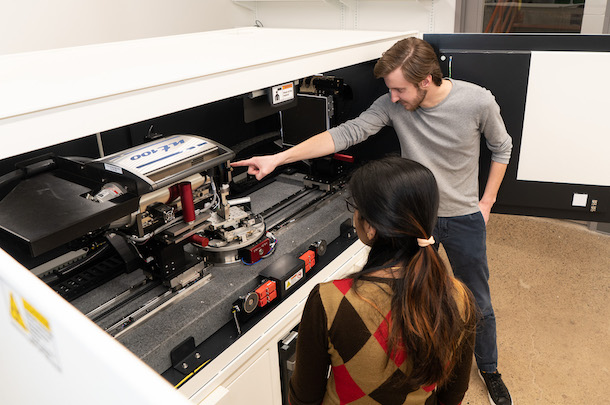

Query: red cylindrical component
[189,234,209,247]
[179,182,196,224]
[167,184,180,204]
[333,153,355,163]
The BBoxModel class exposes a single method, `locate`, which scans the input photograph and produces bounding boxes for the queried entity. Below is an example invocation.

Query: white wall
[2,0,608,56]
[0,0,253,55]
[1,0,455,55]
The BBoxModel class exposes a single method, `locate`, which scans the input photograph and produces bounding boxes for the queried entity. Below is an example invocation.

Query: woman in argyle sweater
[289,157,477,405]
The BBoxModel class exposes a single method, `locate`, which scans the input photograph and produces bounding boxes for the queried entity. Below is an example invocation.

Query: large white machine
[0,27,412,404]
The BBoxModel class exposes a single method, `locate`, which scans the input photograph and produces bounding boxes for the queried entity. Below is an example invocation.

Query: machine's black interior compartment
[0,60,393,378]
[281,94,331,147]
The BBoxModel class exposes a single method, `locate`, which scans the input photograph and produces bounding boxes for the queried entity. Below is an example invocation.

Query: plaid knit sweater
[289,277,474,405]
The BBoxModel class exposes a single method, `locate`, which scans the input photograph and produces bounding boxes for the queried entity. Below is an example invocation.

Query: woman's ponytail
[392,235,473,386]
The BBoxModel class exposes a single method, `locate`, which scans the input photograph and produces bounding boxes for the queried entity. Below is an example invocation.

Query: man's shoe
[478,370,513,405]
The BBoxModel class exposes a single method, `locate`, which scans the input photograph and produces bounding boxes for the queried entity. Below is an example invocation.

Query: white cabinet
[224,350,278,404]
[200,350,278,405]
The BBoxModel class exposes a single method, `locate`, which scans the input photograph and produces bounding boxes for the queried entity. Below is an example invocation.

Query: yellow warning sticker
[23,298,50,331]
[4,285,60,371]
[10,292,28,332]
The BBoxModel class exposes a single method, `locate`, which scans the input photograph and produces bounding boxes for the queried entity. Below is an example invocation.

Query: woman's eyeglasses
[345,197,357,213]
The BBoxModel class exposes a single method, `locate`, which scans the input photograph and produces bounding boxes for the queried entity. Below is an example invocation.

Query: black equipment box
[259,254,306,300]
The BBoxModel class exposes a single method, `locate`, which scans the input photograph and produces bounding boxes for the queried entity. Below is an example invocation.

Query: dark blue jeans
[433,212,498,373]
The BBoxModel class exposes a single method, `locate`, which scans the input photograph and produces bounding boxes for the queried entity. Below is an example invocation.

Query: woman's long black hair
[348,156,476,387]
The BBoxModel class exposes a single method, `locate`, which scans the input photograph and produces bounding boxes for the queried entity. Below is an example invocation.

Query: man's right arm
[230,131,335,180]
[231,94,392,180]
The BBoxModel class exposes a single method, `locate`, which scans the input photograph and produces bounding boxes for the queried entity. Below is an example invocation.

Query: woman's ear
[363,220,377,243]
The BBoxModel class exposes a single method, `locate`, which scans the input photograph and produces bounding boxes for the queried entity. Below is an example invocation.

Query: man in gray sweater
[232,37,513,405]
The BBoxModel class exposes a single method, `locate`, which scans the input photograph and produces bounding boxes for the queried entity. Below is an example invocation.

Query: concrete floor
[440,214,610,405]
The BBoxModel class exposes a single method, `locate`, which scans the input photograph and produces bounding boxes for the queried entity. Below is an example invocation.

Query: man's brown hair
[373,37,443,86]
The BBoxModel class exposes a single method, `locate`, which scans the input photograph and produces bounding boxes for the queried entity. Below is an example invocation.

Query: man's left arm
[479,161,508,224]
[479,94,512,224]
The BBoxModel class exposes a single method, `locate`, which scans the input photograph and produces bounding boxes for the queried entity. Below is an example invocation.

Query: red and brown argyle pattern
[319,278,437,405]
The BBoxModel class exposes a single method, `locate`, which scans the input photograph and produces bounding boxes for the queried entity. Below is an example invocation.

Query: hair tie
[417,236,435,248]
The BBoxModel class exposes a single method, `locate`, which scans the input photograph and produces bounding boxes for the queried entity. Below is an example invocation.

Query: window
[483,0,585,33]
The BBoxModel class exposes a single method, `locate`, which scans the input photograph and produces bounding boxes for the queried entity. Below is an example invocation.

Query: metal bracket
[170,336,208,376]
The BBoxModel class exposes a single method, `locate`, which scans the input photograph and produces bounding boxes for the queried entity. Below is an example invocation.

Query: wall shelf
[234,0,354,9]
[233,0,410,9]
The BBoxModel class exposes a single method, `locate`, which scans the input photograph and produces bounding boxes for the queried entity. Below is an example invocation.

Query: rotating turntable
[200,205,267,264]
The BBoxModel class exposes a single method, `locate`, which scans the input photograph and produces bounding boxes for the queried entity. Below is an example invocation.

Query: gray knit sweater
[329,79,513,217]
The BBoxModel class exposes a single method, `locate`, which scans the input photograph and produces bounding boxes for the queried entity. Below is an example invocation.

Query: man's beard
[402,87,427,111]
